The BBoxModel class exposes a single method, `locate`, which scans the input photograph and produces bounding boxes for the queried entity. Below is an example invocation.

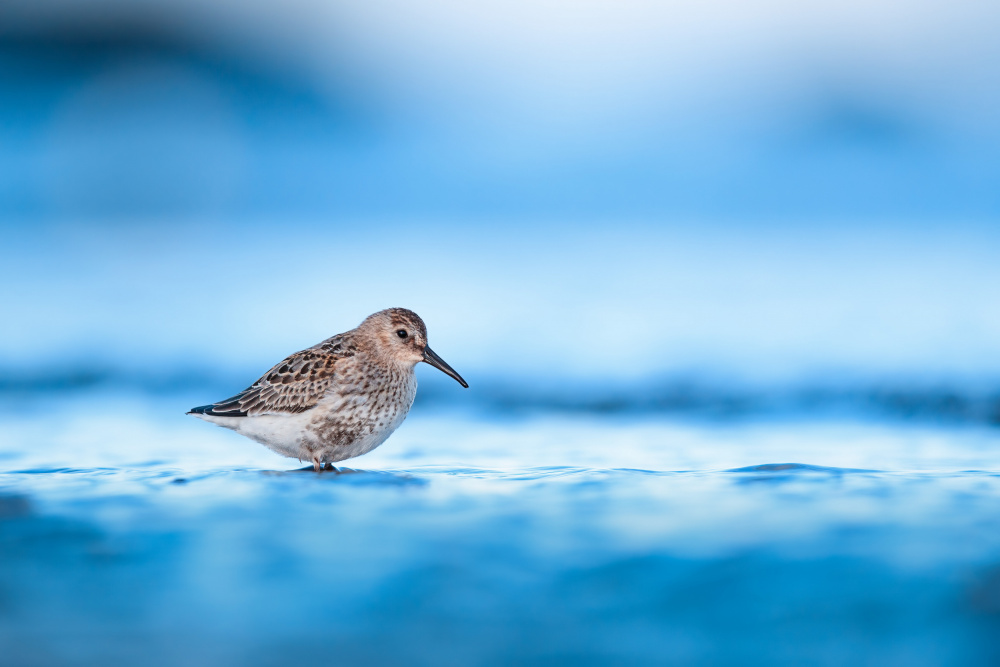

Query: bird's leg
[324,462,336,472]
[312,456,322,472]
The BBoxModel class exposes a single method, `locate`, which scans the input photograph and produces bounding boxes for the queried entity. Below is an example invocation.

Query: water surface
[2,392,999,665]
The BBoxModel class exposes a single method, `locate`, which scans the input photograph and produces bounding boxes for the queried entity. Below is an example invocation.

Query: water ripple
[726,462,881,474]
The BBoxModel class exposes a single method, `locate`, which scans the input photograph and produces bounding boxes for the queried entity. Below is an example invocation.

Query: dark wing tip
[187,403,247,417]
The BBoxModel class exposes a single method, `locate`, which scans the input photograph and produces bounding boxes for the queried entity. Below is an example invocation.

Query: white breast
[194,411,314,459]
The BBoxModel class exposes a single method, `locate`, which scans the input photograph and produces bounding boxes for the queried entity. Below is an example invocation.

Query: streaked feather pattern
[192,334,357,417]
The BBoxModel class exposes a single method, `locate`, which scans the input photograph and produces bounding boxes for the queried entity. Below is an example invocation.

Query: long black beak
[422,346,469,388]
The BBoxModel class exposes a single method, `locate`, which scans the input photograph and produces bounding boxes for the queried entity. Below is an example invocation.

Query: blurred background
[3,2,1000,665]
[2,0,999,411]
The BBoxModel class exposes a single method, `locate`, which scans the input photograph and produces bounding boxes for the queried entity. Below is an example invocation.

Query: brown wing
[189,334,356,417]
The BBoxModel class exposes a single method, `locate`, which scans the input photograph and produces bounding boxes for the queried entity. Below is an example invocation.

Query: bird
[188,308,468,471]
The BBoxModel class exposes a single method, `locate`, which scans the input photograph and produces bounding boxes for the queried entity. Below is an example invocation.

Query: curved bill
[422,346,469,388]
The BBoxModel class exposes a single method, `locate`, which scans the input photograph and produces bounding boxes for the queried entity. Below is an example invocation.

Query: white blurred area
[326,0,1000,151]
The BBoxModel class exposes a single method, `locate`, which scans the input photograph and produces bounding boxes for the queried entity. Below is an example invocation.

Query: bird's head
[359,308,468,388]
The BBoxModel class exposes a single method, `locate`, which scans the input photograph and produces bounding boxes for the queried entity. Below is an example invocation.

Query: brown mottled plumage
[188,308,468,470]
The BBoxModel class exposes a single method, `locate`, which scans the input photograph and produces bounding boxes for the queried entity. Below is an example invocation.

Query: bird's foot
[311,458,338,473]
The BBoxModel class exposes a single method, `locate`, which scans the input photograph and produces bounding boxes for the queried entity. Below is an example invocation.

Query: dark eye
[396,329,408,339]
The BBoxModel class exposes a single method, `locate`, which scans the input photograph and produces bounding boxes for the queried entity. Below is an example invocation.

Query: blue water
[2,390,999,665]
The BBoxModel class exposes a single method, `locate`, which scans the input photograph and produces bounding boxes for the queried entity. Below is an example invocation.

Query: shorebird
[188,308,468,470]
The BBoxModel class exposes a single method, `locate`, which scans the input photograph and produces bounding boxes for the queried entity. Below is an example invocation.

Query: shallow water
[2,392,1000,665]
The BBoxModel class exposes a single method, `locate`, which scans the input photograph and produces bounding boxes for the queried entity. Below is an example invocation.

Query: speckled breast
[304,364,418,461]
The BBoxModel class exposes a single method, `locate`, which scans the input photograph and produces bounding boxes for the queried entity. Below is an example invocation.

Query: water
[2,391,999,665]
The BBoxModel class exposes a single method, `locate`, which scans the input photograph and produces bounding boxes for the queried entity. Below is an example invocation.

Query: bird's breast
[305,366,417,451]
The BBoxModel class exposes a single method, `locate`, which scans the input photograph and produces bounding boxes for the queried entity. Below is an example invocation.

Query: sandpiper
[188,308,468,470]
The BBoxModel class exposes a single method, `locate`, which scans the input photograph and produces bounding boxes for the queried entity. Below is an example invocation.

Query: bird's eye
[396,329,408,339]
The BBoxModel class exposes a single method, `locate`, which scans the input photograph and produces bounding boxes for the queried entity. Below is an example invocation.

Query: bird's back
[188,332,358,418]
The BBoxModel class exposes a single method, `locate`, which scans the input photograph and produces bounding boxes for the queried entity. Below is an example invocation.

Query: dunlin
[189,308,468,470]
